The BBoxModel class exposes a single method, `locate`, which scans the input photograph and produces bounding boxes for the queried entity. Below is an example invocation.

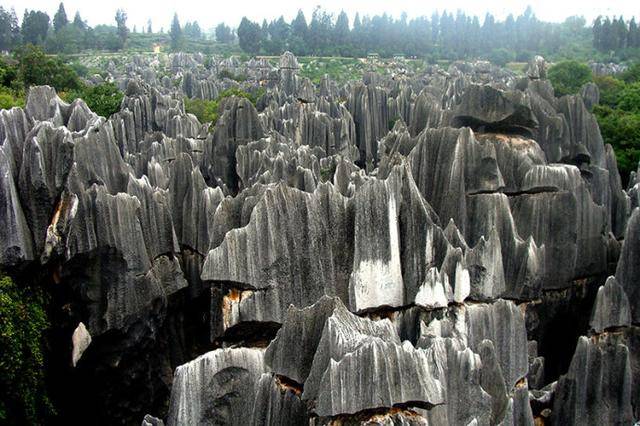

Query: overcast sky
[4,0,639,32]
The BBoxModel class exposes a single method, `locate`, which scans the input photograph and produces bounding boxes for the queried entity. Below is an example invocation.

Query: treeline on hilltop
[593,17,640,52]
[2,3,640,62]
[238,7,640,62]
[0,3,237,54]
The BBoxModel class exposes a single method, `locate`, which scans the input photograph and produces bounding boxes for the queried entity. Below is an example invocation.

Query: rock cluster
[1,52,638,425]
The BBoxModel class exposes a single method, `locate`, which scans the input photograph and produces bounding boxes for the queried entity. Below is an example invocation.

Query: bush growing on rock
[547,60,593,96]
[183,87,261,125]
[61,82,124,118]
[594,63,640,181]
[0,87,24,109]
[0,274,51,424]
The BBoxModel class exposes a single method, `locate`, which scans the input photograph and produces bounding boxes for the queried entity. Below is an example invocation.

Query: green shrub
[319,162,337,182]
[217,69,247,82]
[184,87,260,126]
[62,82,124,118]
[0,88,25,109]
[617,82,640,113]
[487,48,515,67]
[547,60,593,97]
[0,274,52,424]
[183,97,220,124]
[0,59,19,88]
[594,75,625,107]
[17,45,81,92]
[621,62,640,84]
[592,73,640,182]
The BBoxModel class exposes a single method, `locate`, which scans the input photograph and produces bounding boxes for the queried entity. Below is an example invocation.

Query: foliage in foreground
[0,274,51,424]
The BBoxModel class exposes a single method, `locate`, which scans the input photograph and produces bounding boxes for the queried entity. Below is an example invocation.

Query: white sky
[3,0,639,32]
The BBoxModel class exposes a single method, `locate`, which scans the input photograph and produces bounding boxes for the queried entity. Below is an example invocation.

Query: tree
[169,13,184,51]
[215,23,233,43]
[265,17,289,54]
[45,23,84,53]
[72,12,85,29]
[0,274,51,424]
[237,17,262,55]
[114,9,128,48]
[334,11,350,48]
[593,16,603,50]
[147,19,152,34]
[290,10,308,55]
[21,10,50,45]
[308,7,333,54]
[621,63,640,84]
[63,82,124,118]
[487,48,514,67]
[184,21,202,39]
[17,44,81,91]
[0,7,20,51]
[53,2,68,32]
[547,61,593,97]
[628,18,639,48]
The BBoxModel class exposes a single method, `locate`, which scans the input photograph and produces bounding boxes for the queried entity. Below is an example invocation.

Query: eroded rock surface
[2,52,637,425]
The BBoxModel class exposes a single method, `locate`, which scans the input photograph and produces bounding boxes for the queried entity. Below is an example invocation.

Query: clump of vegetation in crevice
[184,87,263,127]
[593,62,640,182]
[0,274,53,424]
[60,82,124,118]
[217,69,247,82]
[547,60,593,97]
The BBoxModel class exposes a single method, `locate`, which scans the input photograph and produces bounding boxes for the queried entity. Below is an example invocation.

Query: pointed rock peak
[444,219,468,250]
[590,276,632,333]
[279,51,299,70]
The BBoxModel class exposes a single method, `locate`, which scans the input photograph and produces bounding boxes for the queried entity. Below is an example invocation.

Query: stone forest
[1,18,640,425]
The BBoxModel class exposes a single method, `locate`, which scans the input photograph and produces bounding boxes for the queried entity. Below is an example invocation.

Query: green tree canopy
[0,274,51,424]
[547,60,593,97]
[169,13,184,51]
[17,44,80,91]
[21,10,49,45]
[62,82,124,118]
[0,7,20,51]
[53,2,68,32]
[237,17,262,55]
[114,9,128,48]
[215,23,233,43]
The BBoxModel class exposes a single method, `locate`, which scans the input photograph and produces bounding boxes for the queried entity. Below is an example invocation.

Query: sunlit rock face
[2,52,638,425]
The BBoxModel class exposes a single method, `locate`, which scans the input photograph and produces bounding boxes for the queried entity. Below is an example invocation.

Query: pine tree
[53,2,68,32]
[593,16,603,50]
[334,11,349,48]
[72,12,85,29]
[169,13,183,51]
[237,17,262,55]
[115,9,128,48]
[629,18,640,48]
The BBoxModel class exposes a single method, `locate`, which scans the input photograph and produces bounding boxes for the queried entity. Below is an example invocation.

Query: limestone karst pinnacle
[1,51,638,425]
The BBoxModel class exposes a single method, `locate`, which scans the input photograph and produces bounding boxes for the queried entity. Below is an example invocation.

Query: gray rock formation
[2,52,638,425]
[167,348,266,426]
[615,208,640,323]
[552,336,634,426]
[590,276,632,333]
